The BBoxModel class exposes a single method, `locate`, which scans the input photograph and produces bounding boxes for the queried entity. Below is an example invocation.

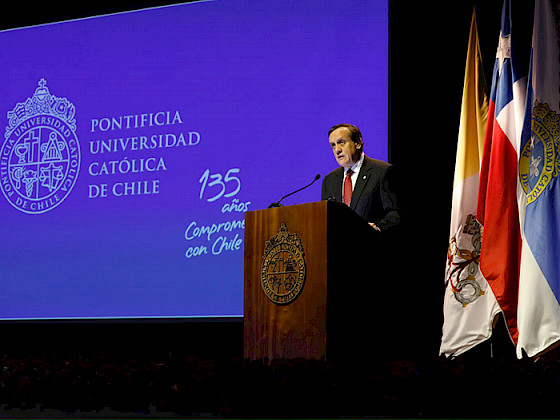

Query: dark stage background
[0,1,552,418]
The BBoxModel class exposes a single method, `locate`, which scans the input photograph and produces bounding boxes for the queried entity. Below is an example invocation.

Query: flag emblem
[519,101,560,204]
[447,214,485,307]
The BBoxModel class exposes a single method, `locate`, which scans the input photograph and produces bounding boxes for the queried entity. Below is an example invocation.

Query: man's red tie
[343,169,353,206]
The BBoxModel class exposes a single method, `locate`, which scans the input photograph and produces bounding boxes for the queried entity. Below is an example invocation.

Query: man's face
[329,127,361,169]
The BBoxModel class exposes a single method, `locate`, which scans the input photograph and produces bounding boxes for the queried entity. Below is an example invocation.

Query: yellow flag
[440,9,500,358]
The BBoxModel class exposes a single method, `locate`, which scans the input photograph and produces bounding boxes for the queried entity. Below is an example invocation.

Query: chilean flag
[476,0,527,345]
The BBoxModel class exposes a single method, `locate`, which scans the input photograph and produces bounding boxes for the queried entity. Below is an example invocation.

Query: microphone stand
[268,174,321,208]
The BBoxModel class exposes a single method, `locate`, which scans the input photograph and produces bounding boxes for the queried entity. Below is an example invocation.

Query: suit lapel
[350,157,372,210]
[333,168,344,203]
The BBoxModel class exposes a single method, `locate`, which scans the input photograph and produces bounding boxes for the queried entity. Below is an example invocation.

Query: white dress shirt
[342,152,365,200]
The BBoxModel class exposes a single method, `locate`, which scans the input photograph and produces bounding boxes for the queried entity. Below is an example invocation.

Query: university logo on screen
[1,79,80,214]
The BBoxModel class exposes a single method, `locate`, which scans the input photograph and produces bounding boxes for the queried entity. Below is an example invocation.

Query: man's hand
[369,222,381,232]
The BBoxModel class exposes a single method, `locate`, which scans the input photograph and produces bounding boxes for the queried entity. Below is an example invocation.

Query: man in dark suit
[322,123,407,366]
[321,123,400,233]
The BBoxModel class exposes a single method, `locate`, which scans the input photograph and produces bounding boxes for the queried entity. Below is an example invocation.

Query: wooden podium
[244,201,388,362]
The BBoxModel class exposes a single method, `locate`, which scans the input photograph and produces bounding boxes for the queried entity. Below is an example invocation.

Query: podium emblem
[261,223,306,305]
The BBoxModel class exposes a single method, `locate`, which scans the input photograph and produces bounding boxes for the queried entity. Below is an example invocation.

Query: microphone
[268,174,321,208]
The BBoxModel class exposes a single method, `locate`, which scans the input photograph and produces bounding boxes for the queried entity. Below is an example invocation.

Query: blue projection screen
[0,0,388,320]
